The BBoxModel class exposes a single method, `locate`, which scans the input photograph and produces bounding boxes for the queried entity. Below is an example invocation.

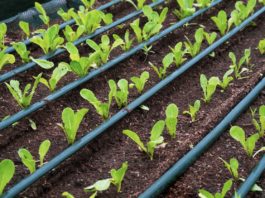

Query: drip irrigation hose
[4,0,121,54]
[234,155,265,198]
[1,2,222,197]
[0,0,222,131]
[139,7,265,197]
[0,0,164,83]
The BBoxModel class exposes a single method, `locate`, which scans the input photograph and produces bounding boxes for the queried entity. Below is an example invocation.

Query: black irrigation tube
[139,7,265,197]
[4,0,121,54]
[0,0,222,131]
[1,1,222,197]
[0,0,164,83]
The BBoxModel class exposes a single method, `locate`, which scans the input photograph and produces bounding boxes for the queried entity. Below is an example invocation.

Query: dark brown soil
[0,0,265,198]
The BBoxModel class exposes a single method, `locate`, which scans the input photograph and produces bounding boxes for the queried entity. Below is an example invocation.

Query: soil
[0,0,265,198]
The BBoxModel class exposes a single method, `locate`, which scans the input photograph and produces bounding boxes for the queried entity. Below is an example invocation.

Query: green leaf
[18,148,36,174]
[64,42,80,61]
[198,189,214,198]
[110,161,128,192]
[221,179,233,197]
[165,103,179,138]
[123,130,147,152]
[0,159,15,195]
[31,57,54,69]
[84,179,111,192]
[62,192,75,198]
[19,21,30,38]
[39,139,51,166]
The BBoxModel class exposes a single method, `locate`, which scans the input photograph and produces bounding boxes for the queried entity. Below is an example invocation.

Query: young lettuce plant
[63,25,85,42]
[0,159,15,195]
[113,30,134,51]
[126,0,147,10]
[198,179,233,198]
[258,39,265,54]
[123,120,165,160]
[183,100,201,122]
[12,42,30,63]
[200,74,220,103]
[211,10,228,36]
[35,2,50,26]
[81,0,96,9]
[0,23,7,49]
[149,53,173,79]
[220,157,239,180]
[84,162,128,197]
[31,24,64,54]
[19,21,30,39]
[109,79,129,108]
[165,103,179,138]
[203,31,217,45]
[57,8,74,21]
[230,126,260,157]
[251,105,265,137]
[218,70,234,90]
[184,28,204,57]
[174,0,195,19]
[5,73,42,108]
[18,139,51,174]
[130,71,149,94]
[195,0,213,8]
[169,42,186,67]
[0,48,16,70]
[58,107,88,145]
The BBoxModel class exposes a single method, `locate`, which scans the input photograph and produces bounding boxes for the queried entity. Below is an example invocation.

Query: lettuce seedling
[220,157,239,180]
[31,24,64,54]
[251,105,265,137]
[123,120,165,160]
[165,103,179,138]
[195,0,213,8]
[113,30,134,51]
[0,48,16,70]
[211,10,228,36]
[258,39,265,54]
[169,42,186,67]
[12,42,30,63]
[62,192,75,198]
[109,79,129,108]
[174,0,195,19]
[5,73,42,108]
[0,23,7,49]
[198,179,233,198]
[39,63,69,92]
[0,159,15,195]
[230,126,260,157]
[126,0,147,10]
[18,139,51,174]
[19,21,30,39]
[35,2,50,26]
[130,71,149,94]
[200,74,220,103]
[57,8,74,21]
[84,162,128,197]
[203,31,217,45]
[59,107,88,145]
[184,28,204,57]
[149,53,173,79]
[218,70,234,90]
[81,0,96,9]
[63,25,85,42]
[183,100,201,122]
[31,57,54,69]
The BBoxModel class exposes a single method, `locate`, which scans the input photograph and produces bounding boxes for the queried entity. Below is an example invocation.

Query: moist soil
[0,0,265,197]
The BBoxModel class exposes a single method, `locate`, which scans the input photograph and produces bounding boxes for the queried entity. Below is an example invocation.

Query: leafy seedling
[165,103,179,138]
[183,100,201,122]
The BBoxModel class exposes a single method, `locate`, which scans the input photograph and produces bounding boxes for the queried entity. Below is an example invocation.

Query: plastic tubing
[233,155,265,198]
[0,0,164,83]
[139,7,265,197]
[0,0,222,131]
[1,1,222,197]
[4,0,121,54]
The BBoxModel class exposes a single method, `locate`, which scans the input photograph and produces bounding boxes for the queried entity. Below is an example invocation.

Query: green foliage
[0,48,15,70]
[126,0,147,10]
[123,120,165,160]
[184,28,204,57]
[174,0,195,19]
[0,23,7,49]
[35,2,50,26]
[62,192,75,198]
[0,159,15,195]
[113,30,134,51]
[169,42,186,67]
[251,105,265,137]
[130,71,149,93]
[195,0,213,8]
[39,63,69,92]
[203,31,217,45]
[218,70,234,90]
[220,157,239,180]
[110,161,128,192]
[31,24,64,54]
[200,74,219,103]
[81,0,96,9]
[183,100,201,122]
[5,73,42,108]
[39,140,51,166]
[165,103,179,138]
[258,39,265,55]
[57,8,74,21]
[149,53,173,79]
[108,79,129,108]
[12,42,30,63]
[259,0,265,5]
[19,21,30,39]
[63,25,85,42]
[58,107,88,145]
[31,57,54,69]
[198,179,233,198]
[211,10,228,36]
[230,126,260,157]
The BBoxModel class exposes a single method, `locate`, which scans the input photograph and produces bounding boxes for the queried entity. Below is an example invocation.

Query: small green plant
[0,48,16,70]
[211,10,228,36]
[195,0,213,8]
[39,63,69,92]
[203,31,217,45]
[198,179,233,198]
[149,53,173,79]
[19,21,30,39]
[258,39,265,54]
[58,107,88,145]
[165,103,179,138]
[84,162,128,197]
[220,157,239,180]
[251,105,265,137]
[0,159,15,195]
[18,139,51,174]
[230,126,260,157]
[0,23,7,49]
[12,42,30,63]
[31,24,64,54]
[57,8,74,21]
[35,2,50,26]
[123,120,165,160]
[169,42,186,67]
[174,0,195,19]
[63,25,85,42]
[126,0,147,10]
[184,28,204,57]
[5,73,42,108]
[183,100,201,122]
[218,70,234,90]
[200,74,220,103]
[113,30,134,51]
[130,71,149,93]
[109,79,129,108]
[81,0,96,9]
